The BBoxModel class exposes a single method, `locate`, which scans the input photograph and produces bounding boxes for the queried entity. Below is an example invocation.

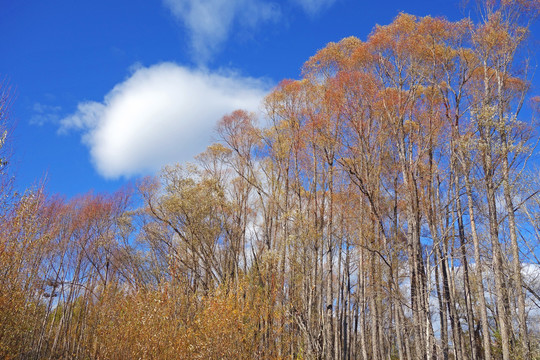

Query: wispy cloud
[60,63,271,179]
[30,103,62,126]
[163,0,281,63]
[292,0,337,15]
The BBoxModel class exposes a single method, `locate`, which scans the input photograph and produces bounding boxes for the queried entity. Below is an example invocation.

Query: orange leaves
[91,283,265,360]
[303,36,365,77]
[473,12,520,57]
[2,5,538,360]
[92,289,182,359]
[368,13,459,72]
[329,70,380,107]
[179,288,262,359]
[488,0,540,21]
[369,13,419,55]
[473,0,538,63]
[217,110,259,153]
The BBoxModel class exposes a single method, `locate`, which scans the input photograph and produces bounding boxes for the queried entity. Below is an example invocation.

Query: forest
[1,0,540,359]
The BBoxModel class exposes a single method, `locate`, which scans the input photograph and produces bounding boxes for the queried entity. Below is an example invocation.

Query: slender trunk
[434,248,449,360]
[359,245,369,360]
[464,174,493,360]
[370,252,380,360]
[480,57,510,360]
[501,146,529,360]
[485,173,511,360]
[453,172,477,360]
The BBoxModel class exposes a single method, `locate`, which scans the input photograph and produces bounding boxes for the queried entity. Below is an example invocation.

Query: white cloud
[163,0,280,63]
[292,0,337,16]
[60,63,271,179]
[30,103,62,126]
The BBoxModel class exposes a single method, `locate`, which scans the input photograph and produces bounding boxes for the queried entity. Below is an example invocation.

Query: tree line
[2,1,540,359]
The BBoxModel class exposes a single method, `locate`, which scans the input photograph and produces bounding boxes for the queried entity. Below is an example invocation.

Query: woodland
[2,0,540,359]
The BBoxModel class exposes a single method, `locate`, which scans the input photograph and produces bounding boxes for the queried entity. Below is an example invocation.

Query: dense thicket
[2,1,540,359]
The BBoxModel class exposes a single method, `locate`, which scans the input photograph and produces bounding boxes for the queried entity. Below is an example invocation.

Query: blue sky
[0,0,531,197]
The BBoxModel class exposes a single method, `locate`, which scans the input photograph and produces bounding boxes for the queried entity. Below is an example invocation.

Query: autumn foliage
[2,1,540,359]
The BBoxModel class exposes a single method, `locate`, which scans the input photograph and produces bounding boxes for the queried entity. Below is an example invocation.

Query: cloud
[163,0,280,63]
[30,103,62,126]
[292,0,337,15]
[60,63,271,179]
[163,0,341,62]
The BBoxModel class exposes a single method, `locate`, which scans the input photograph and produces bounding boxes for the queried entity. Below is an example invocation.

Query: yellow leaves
[0,288,33,359]
[217,110,260,156]
[92,289,182,359]
[205,142,232,158]
[91,282,265,360]
[403,119,420,134]
[370,13,421,57]
[2,6,538,360]
[183,290,261,359]
[303,36,364,77]
[474,14,515,54]
[472,0,536,63]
